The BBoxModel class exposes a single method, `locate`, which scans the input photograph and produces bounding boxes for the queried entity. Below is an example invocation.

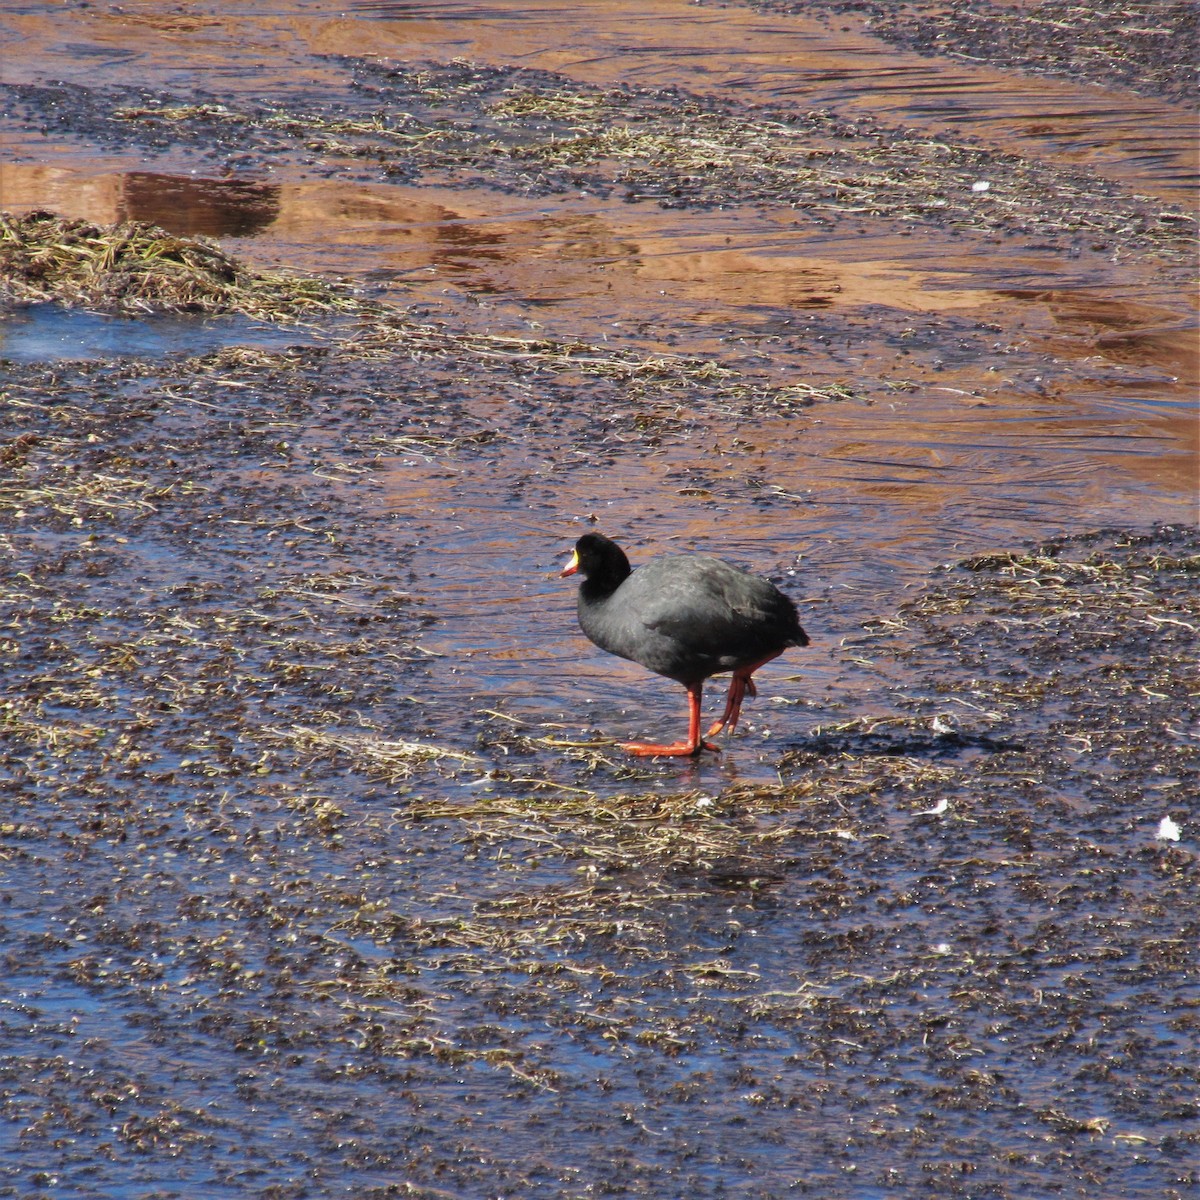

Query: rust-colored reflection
[998,288,1200,388]
[122,173,280,237]
[0,166,997,319]
[1,0,1195,206]
[255,181,1006,315]
[0,163,279,237]
[1,0,1195,720]
[4,159,1191,516]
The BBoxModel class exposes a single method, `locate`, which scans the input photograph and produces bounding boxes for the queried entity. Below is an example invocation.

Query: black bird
[560,532,809,756]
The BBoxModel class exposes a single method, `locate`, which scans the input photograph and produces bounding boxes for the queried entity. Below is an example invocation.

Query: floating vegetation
[342,315,851,410]
[0,210,840,417]
[1,311,1196,1197]
[10,58,1194,255]
[0,21,1196,1193]
[0,462,167,522]
[0,209,357,318]
[735,0,1199,106]
[266,723,481,779]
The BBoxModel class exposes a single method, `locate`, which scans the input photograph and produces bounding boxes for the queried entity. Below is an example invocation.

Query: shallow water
[0,3,1197,1198]
[0,302,324,362]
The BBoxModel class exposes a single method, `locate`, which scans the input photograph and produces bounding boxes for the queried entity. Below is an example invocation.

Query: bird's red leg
[621,680,720,757]
[705,650,784,739]
[706,674,748,738]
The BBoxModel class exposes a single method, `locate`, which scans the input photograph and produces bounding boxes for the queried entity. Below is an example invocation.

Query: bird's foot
[620,739,721,757]
[705,700,743,739]
[706,672,758,738]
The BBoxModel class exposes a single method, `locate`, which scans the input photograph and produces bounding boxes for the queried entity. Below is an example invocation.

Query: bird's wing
[633,559,776,651]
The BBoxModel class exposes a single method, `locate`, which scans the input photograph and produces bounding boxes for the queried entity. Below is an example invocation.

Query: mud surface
[0,1,1197,1197]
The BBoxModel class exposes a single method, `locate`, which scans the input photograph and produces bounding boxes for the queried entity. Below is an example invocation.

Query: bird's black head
[560,532,632,589]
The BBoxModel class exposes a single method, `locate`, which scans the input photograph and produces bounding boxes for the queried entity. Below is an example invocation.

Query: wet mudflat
[1,2,1198,1198]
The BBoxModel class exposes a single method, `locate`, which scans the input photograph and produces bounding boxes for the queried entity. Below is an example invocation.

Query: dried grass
[0,210,356,318]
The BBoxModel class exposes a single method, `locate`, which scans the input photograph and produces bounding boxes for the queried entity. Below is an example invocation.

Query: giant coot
[560,532,809,756]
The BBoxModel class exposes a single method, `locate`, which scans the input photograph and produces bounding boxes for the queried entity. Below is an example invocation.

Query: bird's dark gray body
[576,550,808,685]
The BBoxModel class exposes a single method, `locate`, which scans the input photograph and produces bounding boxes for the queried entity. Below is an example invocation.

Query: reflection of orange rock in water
[263,186,511,282]
[0,164,127,224]
[120,173,280,238]
[0,164,279,238]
